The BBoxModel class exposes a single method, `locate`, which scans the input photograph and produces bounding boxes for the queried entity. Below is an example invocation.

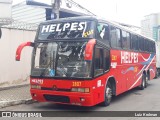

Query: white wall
[0,0,12,19]
[0,28,36,87]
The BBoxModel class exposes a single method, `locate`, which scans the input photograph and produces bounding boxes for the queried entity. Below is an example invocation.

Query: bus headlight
[71,88,90,93]
[31,85,41,89]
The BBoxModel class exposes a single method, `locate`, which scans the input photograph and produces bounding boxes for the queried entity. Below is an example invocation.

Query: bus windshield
[37,20,95,40]
[31,41,92,78]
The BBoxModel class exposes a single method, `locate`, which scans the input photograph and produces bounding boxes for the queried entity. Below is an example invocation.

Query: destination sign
[41,22,86,33]
[37,21,94,40]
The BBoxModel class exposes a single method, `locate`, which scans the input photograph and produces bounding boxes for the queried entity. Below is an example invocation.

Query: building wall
[141,13,160,41]
[12,2,46,24]
[0,0,12,18]
[0,0,12,25]
[11,1,84,24]
[141,19,151,38]
[141,14,157,38]
[0,28,36,87]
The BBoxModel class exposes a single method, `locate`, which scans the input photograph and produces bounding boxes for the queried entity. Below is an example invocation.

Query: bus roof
[39,16,98,25]
[39,16,155,42]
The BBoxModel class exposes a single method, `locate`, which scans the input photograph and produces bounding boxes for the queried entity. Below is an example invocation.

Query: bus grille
[43,94,70,103]
[41,87,71,92]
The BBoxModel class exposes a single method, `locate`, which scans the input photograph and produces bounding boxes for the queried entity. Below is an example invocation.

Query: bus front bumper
[30,89,95,106]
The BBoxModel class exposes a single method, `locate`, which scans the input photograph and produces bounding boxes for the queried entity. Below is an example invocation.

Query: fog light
[32,93,37,97]
[80,98,85,102]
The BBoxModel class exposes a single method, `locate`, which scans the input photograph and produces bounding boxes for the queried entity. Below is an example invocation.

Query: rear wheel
[101,81,112,106]
[140,74,146,90]
[145,74,149,88]
[156,69,159,78]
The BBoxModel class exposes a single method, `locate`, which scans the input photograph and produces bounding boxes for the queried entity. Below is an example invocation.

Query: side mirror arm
[16,42,34,61]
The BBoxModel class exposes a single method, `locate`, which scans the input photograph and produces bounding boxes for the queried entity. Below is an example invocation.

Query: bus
[16,16,156,106]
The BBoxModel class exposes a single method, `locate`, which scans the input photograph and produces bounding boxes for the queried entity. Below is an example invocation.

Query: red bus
[16,16,156,106]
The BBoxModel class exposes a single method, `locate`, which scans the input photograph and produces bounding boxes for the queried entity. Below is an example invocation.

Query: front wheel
[101,81,112,106]
[140,74,146,90]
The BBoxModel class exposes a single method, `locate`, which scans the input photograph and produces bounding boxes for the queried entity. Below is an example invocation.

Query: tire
[140,74,146,90]
[145,74,149,88]
[101,81,112,106]
[156,69,159,78]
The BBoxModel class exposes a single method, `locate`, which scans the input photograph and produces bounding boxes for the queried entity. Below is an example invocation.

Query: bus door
[93,45,110,78]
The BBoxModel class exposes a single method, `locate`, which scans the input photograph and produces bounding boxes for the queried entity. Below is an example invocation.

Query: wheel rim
[106,87,112,103]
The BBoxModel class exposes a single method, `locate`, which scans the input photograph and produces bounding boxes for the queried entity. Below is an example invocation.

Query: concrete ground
[0,77,160,114]
[0,84,33,108]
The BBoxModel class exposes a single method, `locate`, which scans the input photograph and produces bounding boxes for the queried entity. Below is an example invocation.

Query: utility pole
[0,28,1,39]
[51,0,61,19]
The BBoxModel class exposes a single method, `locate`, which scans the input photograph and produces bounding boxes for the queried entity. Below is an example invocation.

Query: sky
[12,0,160,27]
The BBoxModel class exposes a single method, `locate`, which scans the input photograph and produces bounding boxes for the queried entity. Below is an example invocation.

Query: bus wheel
[145,74,149,88]
[101,81,112,106]
[155,69,159,78]
[140,74,146,90]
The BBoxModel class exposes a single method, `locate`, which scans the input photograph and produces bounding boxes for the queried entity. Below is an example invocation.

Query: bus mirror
[84,39,96,61]
[16,42,34,61]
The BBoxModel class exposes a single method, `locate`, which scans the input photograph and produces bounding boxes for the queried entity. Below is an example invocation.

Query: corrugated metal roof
[12,0,90,24]
[2,20,38,31]
[12,2,46,24]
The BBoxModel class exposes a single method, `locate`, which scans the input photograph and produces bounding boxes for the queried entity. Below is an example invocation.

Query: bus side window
[152,42,156,53]
[97,23,110,45]
[131,34,138,51]
[139,37,144,51]
[122,31,130,49]
[104,49,110,71]
[110,26,121,48]
[94,47,104,77]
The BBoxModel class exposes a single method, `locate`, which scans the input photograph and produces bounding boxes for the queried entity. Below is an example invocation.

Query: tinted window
[122,31,130,49]
[152,42,156,53]
[94,47,104,77]
[139,37,144,51]
[145,39,150,52]
[104,49,110,71]
[131,34,138,50]
[110,26,121,48]
[97,23,110,45]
